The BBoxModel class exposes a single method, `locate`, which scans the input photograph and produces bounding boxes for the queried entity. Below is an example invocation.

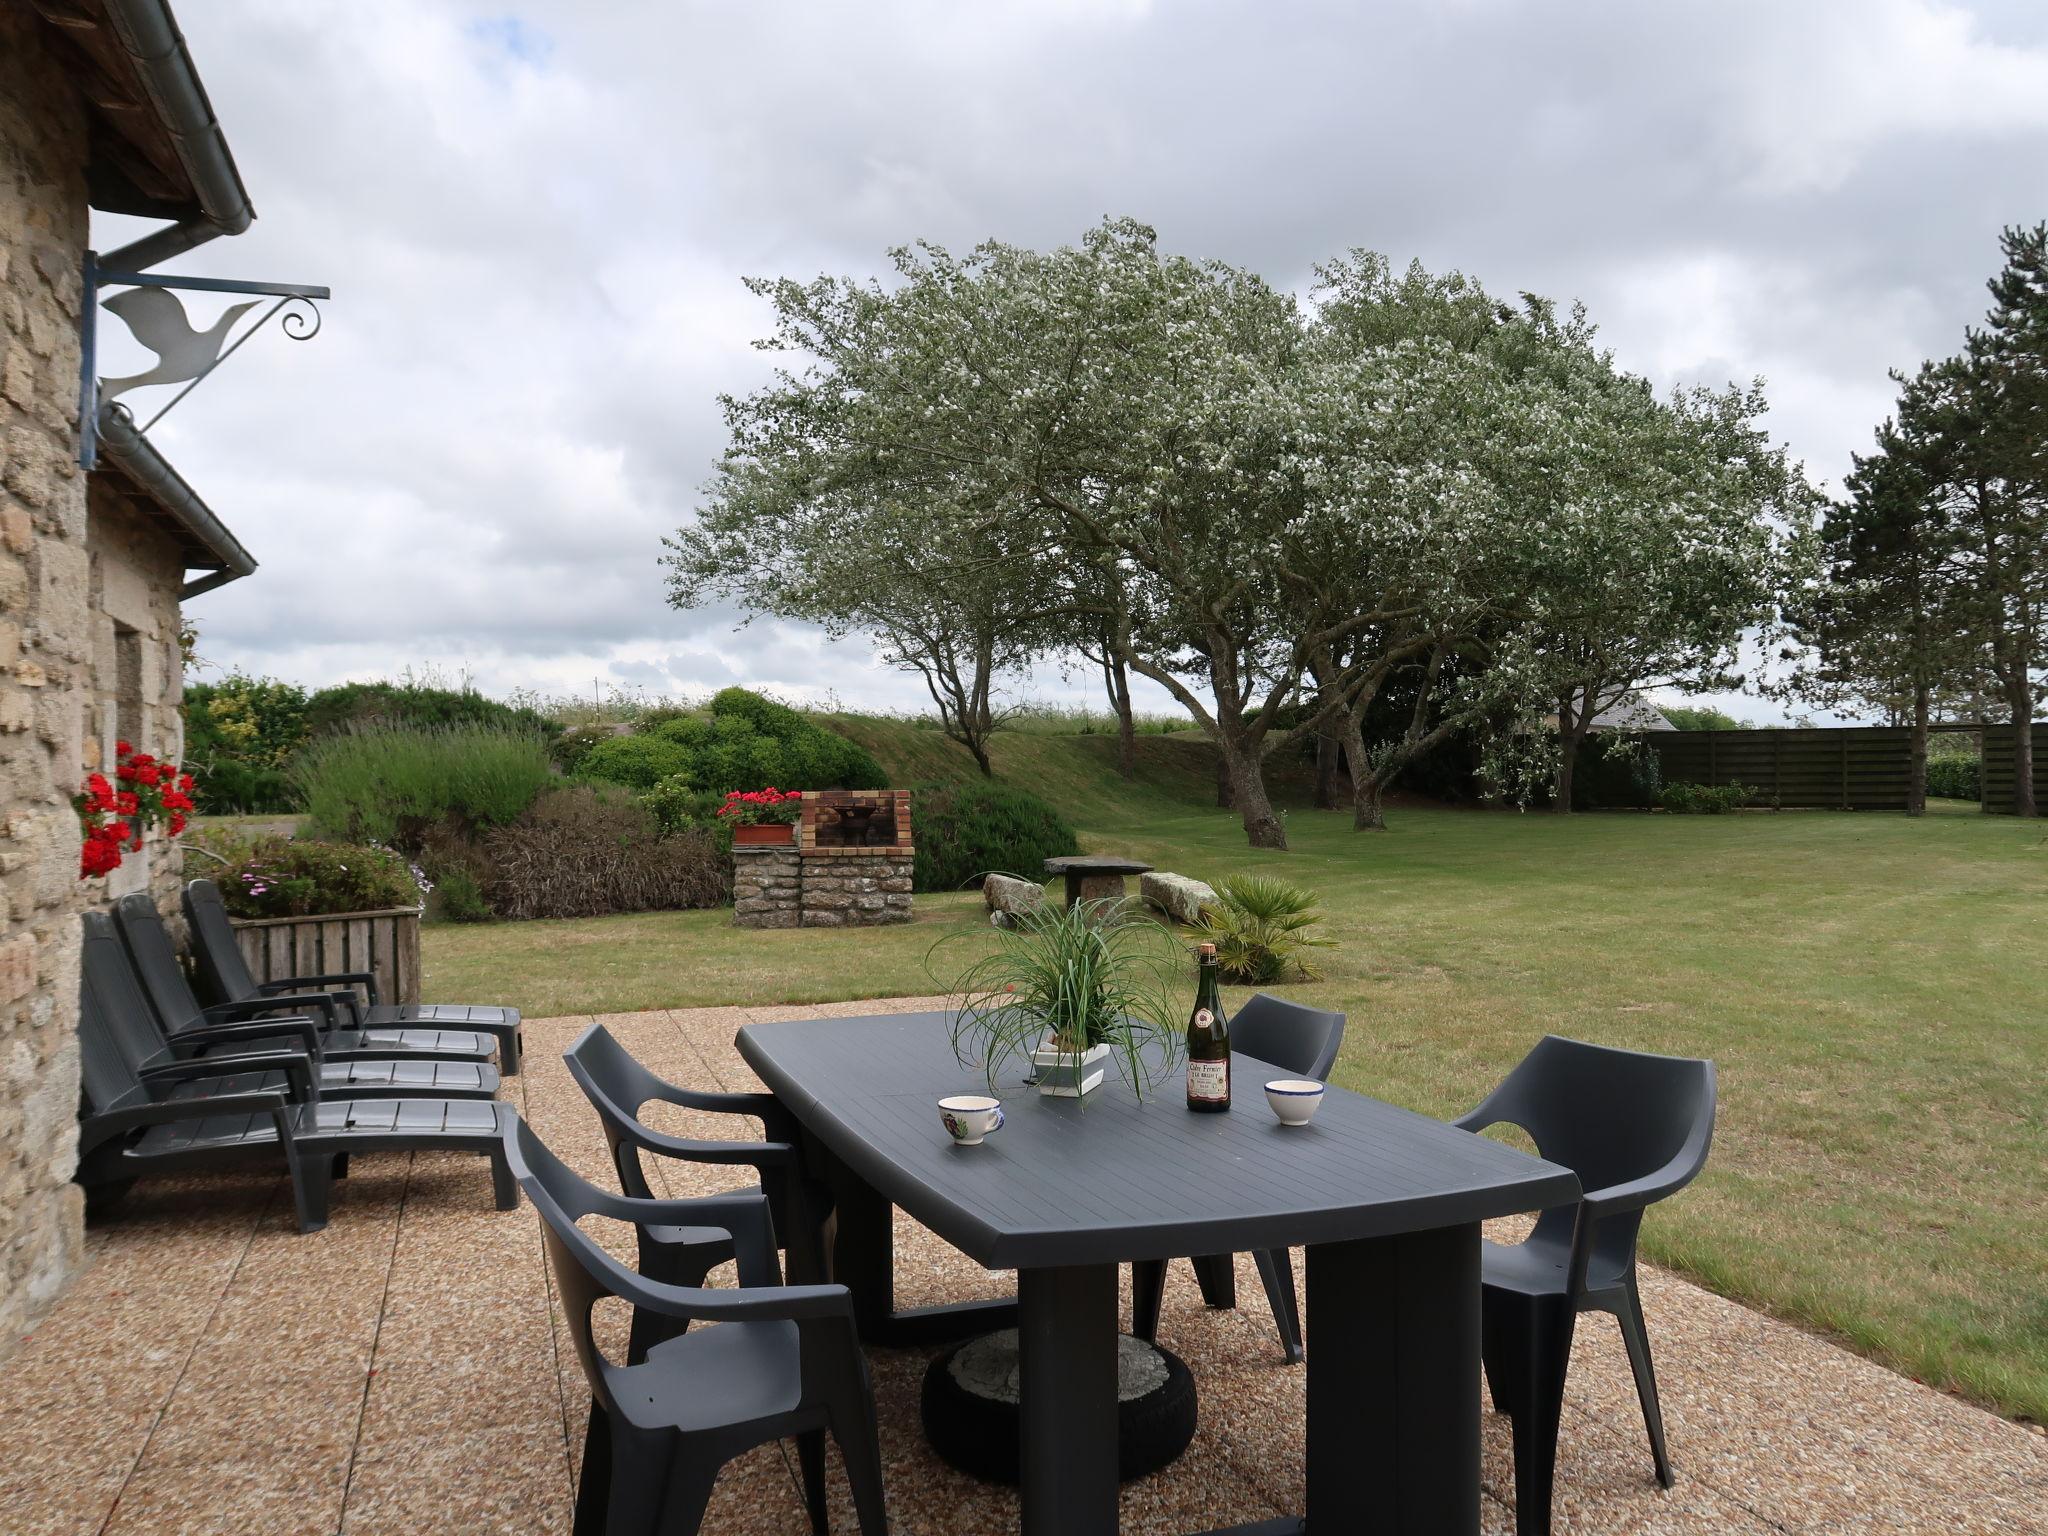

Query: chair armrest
[81,1091,299,1163]
[206,993,344,1030]
[625,1191,781,1286]
[171,1016,324,1058]
[610,1114,797,1169]
[1581,1154,1705,1218]
[265,970,381,1006]
[650,1085,800,1137]
[141,1051,316,1103]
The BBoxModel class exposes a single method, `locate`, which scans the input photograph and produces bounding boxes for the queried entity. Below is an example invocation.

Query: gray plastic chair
[565,1022,830,1284]
[504,1113,887,1536]
[1130,993,1346,1363]
[112,894,500,1099]
[1454,1035,1716,1536]
[183,878,524,1073]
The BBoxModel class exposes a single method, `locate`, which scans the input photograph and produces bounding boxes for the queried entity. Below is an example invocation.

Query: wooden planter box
[230,907,424,1006]
[733,823,797,846]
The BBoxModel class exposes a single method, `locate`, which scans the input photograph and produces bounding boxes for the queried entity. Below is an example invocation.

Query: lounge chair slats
[182,879,525,1074]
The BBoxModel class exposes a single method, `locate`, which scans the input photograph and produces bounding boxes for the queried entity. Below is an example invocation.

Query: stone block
[983,873,1044,918]
[1141,871,1218,925]
[0,935,32,1003]
[801,910,846,927]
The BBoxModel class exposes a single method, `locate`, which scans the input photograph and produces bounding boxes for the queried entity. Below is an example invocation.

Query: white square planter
[1031,1040,1110,1097]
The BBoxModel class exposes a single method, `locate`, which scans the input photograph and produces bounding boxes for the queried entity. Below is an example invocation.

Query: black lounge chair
[505,1112,887,1536]
[87,911,499,1101]
[111,895,500,1099]
[565,1022,831,1284]
[1453,1035,1716,1536]
[1131,992,1346,1363]
[78,919,515,1233]
[184,878,525,1074]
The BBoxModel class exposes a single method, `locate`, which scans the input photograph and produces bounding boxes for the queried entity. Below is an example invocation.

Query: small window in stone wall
[113,621,143,752]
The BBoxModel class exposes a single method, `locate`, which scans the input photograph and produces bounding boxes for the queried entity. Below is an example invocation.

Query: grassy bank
[422,719,2048,1422]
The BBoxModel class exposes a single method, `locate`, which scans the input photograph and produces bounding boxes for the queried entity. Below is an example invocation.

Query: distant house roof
[1590,693,1676,731]
[92,404,256,598]
[1544,690,1677,733]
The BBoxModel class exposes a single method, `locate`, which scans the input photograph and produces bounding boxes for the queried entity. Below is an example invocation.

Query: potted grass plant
[933,896,1185,1099]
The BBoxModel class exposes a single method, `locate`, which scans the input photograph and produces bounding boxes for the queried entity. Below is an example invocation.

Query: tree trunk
[2014,671,2037,817]
[1906,682,1929,817]
[1103,649,1137,780]
[1214,748,1235,809]
[1216,730,1287,847]
[1339,709,1387,831]
[1314,733,1340,810]
[1552,691,1586,815]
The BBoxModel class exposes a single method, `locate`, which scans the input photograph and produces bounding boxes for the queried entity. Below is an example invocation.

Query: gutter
[94,0,255,271]
[93,404,258,599]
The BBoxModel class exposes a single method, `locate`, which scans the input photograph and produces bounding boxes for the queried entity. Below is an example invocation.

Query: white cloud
[82,0,2048,729]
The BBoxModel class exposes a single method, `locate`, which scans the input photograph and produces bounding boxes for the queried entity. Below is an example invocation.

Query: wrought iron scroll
[77,253,331,468]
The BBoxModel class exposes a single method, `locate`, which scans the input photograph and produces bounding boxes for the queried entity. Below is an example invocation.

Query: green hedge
[579,687,887,796]
[909,779,1079,893]
[290,723,554,848]
[1926,754,1980,801]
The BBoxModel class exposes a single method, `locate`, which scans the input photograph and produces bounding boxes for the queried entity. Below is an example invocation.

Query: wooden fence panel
[231,907,423,1004]
[1979,724,2048,814]
[1645,727,1914,810]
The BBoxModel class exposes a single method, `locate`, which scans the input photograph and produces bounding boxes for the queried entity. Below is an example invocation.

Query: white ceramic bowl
[1264,1079,1326,1126]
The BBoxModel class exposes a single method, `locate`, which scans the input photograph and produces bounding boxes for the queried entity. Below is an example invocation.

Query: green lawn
[422,730,2047,1423]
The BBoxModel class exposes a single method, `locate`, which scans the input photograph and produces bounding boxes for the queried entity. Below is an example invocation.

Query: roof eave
[92,404,257,599]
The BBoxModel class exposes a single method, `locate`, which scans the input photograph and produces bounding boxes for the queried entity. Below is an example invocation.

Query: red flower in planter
[75,743,196,879]
[715,787,804,827]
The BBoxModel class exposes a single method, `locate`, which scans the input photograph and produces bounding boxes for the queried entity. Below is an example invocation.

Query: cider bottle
[1186,942,1231,1112]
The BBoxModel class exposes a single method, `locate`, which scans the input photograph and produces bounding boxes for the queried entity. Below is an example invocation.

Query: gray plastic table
[737,1012,1579,1536]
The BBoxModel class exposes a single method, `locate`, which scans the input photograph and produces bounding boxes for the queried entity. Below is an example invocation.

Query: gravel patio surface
[2,998,2041,1535]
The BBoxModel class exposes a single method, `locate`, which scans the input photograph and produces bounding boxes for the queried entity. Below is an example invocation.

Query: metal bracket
[77,251,332,468]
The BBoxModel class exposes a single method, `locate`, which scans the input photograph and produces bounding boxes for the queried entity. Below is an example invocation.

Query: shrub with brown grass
[483,784,730,920]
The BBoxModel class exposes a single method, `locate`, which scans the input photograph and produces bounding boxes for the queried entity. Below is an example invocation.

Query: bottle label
[1187,1058,1229,1103]
[1194,1008,1213,1026]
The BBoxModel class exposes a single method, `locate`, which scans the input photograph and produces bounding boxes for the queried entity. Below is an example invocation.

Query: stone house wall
[84,479,188,921]
[0,7,95,1348]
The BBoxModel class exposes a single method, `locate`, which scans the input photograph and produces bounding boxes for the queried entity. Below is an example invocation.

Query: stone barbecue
[733,790,915,928]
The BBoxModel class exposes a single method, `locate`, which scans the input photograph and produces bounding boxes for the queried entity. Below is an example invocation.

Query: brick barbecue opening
[733,790,915,929]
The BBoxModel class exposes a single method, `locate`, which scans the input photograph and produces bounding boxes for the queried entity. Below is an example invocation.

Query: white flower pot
[1031,1039,1111,1097]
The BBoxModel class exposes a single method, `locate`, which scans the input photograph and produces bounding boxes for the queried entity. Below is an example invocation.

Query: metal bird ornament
[98,286,258,402]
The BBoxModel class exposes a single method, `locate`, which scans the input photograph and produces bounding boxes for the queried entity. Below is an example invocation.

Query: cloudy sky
[95,0,2048,723]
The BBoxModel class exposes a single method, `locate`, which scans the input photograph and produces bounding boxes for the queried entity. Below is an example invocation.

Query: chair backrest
[1229,994,1347,1081]
[111,892,205,1035]
[501,1112,649,1411]
[563,1022,676,1200]
[182,879,260,1006]
[77,912,161,1112]
[1481,1036,1714,1197]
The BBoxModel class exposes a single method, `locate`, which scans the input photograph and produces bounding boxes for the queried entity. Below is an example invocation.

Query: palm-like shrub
[1191,874,1332,984]
[932,898,1186,1099]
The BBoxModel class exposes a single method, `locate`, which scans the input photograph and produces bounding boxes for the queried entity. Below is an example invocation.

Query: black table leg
[1305,1221,1481,1535]
[825,1144,1019,1347]
[1018,1263,1119,1536]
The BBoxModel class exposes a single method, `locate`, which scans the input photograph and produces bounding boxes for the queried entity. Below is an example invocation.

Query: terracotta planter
[733,822,796,846]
